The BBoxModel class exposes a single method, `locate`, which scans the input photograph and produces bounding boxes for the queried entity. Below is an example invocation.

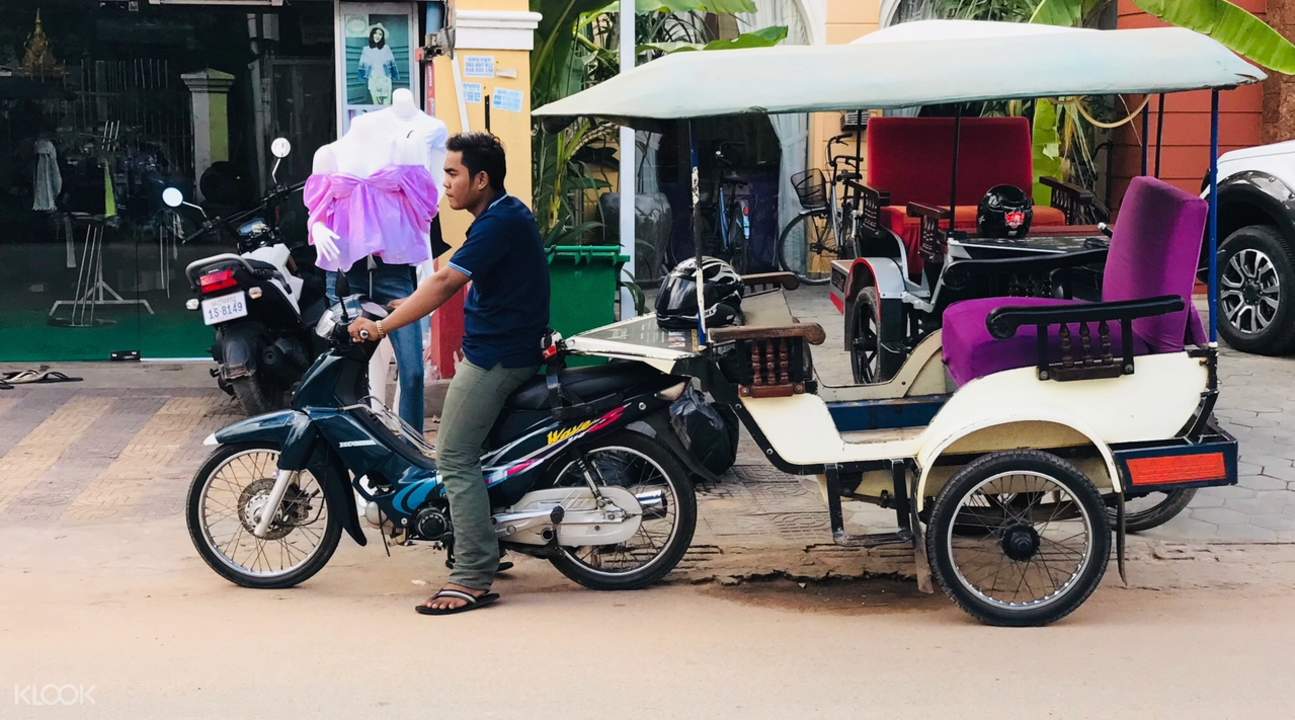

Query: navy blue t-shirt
[448,194,550,368]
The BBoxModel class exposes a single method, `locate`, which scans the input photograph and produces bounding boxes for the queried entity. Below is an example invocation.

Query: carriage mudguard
[834,256,908,319]
[913,412,1121,513]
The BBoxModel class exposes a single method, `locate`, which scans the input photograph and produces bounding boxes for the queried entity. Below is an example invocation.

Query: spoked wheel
[1106,488,1197,533]
[546,431,697,590]
[778,209,837,285]
[927,451,1109,626]
[724,211,750,274]
[186,442,341,589]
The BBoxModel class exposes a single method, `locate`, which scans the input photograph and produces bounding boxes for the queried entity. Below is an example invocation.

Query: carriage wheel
[850,288,901,384]
[926,450,1109,627]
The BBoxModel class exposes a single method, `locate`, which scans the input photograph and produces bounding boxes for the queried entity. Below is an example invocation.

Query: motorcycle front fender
[208,409,299,448]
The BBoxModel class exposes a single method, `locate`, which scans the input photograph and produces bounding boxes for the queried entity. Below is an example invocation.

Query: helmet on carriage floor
[655,256,743,330]
[977,184,1033,239]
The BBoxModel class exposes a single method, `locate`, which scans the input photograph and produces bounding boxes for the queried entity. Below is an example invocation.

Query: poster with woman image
[337,3,416,135]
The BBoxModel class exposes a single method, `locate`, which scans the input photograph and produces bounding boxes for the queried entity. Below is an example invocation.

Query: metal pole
[618,0,637,318]
[1140,95,1150,177]
[1154,93,1166,178]
[688,120,706,344]
[1208,90,1221,343]
[949,106,962,234]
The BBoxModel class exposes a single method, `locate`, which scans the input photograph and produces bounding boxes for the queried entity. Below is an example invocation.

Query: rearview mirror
[162,187,184,208]
[271,138,292,159]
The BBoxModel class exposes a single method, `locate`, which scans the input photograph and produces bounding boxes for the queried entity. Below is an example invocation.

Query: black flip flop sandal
[415,588,500,616]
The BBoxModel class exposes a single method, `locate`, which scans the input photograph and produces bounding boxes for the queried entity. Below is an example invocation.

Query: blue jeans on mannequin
[326,258,426,432]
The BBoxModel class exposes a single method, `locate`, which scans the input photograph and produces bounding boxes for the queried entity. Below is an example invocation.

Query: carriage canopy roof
[532,21,1266,126]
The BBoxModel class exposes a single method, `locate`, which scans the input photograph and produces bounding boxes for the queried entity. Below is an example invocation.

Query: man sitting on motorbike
[349,132,550,615]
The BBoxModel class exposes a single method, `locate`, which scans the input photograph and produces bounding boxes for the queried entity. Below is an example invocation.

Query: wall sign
[334,2,419,136]
[492,87,524,113]
[463,55,495,79]
[462,82,483,104]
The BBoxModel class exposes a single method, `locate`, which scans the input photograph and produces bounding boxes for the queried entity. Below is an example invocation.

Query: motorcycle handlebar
[178,181,306,244]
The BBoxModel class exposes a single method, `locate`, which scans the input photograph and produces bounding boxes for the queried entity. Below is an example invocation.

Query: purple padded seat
[942,177,1209,386]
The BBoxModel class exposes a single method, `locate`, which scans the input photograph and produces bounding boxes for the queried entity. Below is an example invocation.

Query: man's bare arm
[348,264,469,341]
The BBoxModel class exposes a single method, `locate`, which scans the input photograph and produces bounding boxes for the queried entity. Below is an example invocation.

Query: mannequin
[306,88,448,431]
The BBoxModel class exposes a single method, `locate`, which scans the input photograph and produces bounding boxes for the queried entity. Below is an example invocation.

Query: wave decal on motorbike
[486,406,628,484]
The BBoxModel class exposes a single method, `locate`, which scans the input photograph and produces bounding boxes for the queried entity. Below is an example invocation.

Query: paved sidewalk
[1,287,1291,566]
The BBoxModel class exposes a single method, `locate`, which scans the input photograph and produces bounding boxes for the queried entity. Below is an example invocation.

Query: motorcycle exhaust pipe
[636,489,668,520]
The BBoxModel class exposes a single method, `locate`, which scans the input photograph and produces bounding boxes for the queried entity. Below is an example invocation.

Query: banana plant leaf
[1133,0,1295,74]
[1028,0,1107,27]
[639,26,788,54]
[1032,98,1063,205]
[591,0,756,14]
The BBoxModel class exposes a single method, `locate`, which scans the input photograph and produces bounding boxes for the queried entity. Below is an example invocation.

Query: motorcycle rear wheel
[231,376,283,417]
[545,431,697,591]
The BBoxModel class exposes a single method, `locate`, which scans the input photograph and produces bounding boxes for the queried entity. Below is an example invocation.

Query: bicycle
[700,141,752,274]
[778,134,861,285]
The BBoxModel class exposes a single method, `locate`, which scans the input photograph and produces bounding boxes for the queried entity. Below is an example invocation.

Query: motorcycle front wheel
[186,442,342,589]
[544,431,697,591]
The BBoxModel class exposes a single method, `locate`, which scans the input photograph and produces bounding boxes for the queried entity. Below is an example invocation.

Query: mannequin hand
[311,222,342,264]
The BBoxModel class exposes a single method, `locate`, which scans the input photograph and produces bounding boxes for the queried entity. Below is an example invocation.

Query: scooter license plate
[201,292,248,325]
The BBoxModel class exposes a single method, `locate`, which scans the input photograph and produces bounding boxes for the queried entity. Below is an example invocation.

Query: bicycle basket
[791,169,827,210]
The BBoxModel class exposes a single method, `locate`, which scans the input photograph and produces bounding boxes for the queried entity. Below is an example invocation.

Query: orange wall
[1111,0,1267,207]
[808,0,882,170]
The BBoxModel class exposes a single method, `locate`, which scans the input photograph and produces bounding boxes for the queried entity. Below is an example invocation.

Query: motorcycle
[186,296,702,590]
[165,138,327,416]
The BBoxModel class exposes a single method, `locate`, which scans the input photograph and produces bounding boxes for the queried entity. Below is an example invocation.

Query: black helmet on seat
[977,184,1033,238]
[655,256,743,330]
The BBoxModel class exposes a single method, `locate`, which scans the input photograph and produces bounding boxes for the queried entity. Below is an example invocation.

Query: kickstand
[378,508,391,558]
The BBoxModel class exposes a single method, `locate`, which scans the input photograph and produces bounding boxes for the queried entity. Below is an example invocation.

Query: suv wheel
[1218,225,1295,355]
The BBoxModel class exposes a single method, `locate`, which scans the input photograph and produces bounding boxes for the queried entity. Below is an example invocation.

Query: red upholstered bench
[857,116,1096,279]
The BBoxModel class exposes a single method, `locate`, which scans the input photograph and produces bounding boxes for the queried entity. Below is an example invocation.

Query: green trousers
[437,358,537,589]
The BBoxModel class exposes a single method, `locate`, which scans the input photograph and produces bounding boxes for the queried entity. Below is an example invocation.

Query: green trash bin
[547,245,629,362]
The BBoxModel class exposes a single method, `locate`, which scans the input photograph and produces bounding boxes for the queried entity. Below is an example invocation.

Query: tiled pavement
[1,287,1292,553]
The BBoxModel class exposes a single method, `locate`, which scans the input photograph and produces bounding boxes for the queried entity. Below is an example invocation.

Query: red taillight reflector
[1127,452,1226,487]
[199,268,238,294]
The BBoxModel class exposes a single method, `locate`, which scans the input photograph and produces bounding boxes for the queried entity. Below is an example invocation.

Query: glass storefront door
[0,0,334,361]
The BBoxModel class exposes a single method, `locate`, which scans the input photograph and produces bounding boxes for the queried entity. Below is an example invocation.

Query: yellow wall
[430,0,534,254]
[809,0,882,174]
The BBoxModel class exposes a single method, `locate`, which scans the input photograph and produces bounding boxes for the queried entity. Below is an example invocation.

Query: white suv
[1209,141,1295,354]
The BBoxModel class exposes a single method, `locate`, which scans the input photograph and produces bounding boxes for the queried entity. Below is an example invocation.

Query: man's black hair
[447,132,506,193]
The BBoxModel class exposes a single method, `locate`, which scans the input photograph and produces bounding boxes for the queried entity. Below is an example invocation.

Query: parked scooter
[186,296,700,590]
[165,138,327,415]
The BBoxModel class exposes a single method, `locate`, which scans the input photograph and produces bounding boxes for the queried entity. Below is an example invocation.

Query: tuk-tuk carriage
[534,20,1260,626]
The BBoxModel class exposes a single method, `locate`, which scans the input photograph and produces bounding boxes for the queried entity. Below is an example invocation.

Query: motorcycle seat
[244,258,287,286]
[505,362,663,412]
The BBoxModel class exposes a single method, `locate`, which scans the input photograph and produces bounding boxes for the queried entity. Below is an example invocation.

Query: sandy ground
[3,518,1295,720]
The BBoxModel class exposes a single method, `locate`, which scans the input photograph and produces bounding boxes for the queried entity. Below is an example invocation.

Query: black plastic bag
[669,384,739,477]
